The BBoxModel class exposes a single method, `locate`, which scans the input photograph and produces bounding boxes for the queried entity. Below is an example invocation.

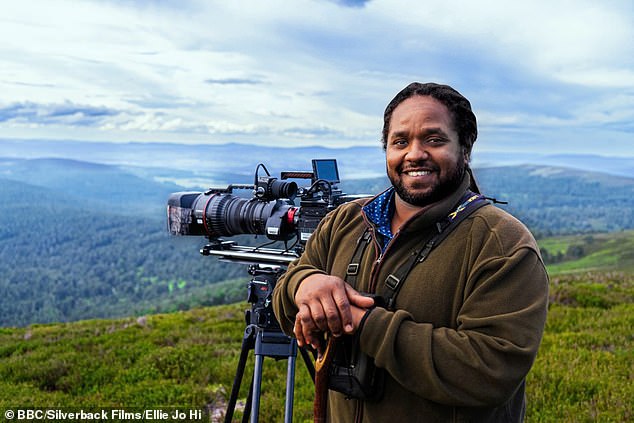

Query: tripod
[224,324,315,423]
[223,265,315,423]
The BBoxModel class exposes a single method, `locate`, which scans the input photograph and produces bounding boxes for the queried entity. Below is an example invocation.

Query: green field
[539,230,634,274]
[1,232,633,422]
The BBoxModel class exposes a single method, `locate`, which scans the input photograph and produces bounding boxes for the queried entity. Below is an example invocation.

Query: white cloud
[0,0,632,154]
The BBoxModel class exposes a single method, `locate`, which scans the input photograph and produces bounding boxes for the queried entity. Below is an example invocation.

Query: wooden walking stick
[313,335,336,423]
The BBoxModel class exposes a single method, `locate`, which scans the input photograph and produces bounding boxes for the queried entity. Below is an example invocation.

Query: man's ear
[462,146,471,164]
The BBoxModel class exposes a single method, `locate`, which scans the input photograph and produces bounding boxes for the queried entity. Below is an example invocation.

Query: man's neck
[391,195,431,234]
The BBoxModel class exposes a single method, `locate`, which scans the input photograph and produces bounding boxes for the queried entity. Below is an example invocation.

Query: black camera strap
[346,228,372,288]
[382,191,489,309]
[346,191,489,310]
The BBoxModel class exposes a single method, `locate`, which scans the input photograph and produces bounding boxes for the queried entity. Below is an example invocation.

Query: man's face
[386,95,467,208]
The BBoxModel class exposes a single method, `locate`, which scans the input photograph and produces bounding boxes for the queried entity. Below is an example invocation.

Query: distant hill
[0,157,183,216]
[2,139,633,181]
[472,152,634,179]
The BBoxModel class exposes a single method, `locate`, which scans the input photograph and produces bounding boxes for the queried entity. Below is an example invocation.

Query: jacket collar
[363,172,472,235]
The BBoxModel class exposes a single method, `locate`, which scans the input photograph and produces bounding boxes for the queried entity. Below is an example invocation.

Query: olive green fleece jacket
[272,176,549,423]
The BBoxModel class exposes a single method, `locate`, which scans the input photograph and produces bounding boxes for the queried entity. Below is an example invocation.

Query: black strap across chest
[345,191,490,310]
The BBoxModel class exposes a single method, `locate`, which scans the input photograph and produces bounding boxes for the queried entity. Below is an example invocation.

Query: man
[272,82,549,422]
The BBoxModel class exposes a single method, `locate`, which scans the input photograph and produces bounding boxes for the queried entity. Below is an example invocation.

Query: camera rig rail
[200,239,300,267]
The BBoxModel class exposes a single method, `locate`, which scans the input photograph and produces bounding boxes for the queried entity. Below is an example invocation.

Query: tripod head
[200,239,295,331]
[245,265,284,331]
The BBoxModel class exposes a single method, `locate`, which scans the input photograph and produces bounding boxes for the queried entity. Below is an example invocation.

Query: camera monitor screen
[312,159,340,184]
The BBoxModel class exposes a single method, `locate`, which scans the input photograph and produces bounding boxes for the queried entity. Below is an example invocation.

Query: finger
[297,304,322,347]
[295,315,321,349]
[301,321,320,350]
[293,316,306,347]
[297,303,318,331]
[350,304,371,330]
[346,285,376,308]
[306,300,329,333]
[330,288,353,334]
[321,294,345,337]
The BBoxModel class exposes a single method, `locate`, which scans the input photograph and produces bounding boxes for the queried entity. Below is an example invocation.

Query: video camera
[167,159,366,264]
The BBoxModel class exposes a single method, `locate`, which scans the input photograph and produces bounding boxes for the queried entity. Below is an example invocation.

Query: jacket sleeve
[360,230,549,407]
[272,209,337,336]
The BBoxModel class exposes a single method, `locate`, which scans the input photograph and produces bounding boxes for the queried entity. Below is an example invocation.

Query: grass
[0,305,315,422]
[527,272,633,422]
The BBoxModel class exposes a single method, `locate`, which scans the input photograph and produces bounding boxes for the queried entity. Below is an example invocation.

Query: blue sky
[1,0,633,156]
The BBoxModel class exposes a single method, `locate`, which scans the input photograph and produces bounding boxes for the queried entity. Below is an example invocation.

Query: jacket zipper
[366,226,401,293]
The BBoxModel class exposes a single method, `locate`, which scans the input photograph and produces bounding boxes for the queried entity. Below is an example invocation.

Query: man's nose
[405,141,430,161]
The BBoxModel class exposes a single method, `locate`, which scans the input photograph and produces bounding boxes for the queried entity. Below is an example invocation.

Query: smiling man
[273,82,549,422]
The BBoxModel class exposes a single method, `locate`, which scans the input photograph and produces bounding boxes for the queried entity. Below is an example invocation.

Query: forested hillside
[1,158,633,327]
[476,166,634,236]
[0,178,249,327]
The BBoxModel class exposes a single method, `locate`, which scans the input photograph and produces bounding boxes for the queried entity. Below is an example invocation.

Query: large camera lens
[167,191,296,240]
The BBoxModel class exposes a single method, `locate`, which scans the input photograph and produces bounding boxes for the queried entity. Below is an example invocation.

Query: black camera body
[167,159,365,252]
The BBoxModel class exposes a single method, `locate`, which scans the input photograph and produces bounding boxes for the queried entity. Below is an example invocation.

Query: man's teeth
[406,170,431,176]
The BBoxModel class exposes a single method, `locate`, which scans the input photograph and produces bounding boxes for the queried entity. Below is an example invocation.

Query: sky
[1,0,633,156]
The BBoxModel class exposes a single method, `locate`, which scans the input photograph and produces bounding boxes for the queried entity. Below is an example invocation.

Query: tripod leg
[241,378,254,423]
[225,326,256,423]
[284,354,296,423]
[250,354,265,423]
[247,329,301,422]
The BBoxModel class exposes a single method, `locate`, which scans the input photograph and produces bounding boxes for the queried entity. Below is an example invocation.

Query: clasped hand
[293,274,375,350]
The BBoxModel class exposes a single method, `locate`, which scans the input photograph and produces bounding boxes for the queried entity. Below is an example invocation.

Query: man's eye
[393,138,407,145]
[428,137,446,144]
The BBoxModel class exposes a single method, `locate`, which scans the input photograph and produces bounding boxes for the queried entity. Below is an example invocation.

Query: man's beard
[389,160,466,207]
